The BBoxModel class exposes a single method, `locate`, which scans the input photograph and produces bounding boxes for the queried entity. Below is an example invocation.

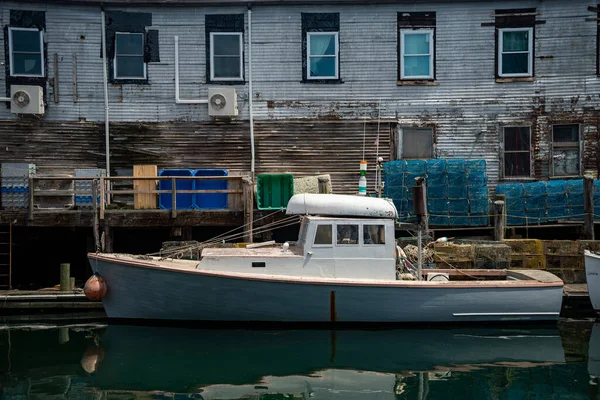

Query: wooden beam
[584,175,595,240]
[493,200,505,241]
[242,177,254,243]
[171,177,177,218]
[92,180,100,251]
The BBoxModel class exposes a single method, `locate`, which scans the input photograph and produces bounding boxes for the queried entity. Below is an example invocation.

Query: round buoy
[84,274,107,301]
[81,345,105,373]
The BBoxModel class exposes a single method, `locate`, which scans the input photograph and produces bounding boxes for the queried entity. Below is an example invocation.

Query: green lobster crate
[257,174,294,210]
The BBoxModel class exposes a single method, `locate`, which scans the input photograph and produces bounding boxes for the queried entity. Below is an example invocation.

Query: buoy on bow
[84,273,107,301]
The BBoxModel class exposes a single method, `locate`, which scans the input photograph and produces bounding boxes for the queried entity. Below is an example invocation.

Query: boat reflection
[85,325,566,398]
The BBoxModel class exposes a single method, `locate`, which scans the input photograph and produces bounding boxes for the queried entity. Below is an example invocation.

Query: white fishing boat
[585,250,600,315]
[87,193,564,323]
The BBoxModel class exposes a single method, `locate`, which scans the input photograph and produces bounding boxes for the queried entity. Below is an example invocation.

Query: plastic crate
[426,159,447,174]
[158,169,194,210]
[257,174,294,210]
[194,169,228,210]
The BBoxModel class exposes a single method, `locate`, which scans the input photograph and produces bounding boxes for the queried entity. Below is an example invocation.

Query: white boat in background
[585,250,600,315]
[88,194,564,323]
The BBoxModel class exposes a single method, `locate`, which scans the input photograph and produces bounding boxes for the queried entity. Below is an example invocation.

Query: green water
[0,320,598,399]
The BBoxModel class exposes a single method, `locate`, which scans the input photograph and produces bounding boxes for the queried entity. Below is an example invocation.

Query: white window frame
[335,223,359,246]
[114,32,147,80]
[551,124,582,178]
[312,224,333,248]
[8,27,45,78]
[398,126,435,159]
[498,27,533,78]
[306,31,339,80]
[501,125,533,179]
[362,224,386,246]
[400,29,434,80]
[210,32,243,81]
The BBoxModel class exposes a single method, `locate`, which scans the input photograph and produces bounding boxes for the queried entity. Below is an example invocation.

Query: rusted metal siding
[0,0,599,190]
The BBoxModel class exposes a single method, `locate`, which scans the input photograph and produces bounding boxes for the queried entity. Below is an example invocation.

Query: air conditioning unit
[11,85,45,115]
[208,87,238,117]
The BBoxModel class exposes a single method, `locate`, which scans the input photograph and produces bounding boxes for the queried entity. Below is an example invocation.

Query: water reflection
[0,322,596,399]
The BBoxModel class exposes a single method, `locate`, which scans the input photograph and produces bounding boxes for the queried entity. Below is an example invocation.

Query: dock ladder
[0,222,13,289]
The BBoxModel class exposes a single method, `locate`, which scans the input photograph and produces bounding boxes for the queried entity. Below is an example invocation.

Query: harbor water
[0,319,599,399]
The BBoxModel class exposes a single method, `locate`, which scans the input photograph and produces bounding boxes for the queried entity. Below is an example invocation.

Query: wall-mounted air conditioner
[208,87,238,117]
[10,85,45,115]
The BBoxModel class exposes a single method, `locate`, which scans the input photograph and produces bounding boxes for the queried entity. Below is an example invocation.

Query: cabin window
[399,127,434,159]
[302,13,340,83]
[114,32,146,80]
[498,28,533,77]
[552,124,580,177]
[398,12,436,81]
[314,224,333,245]
[210,32,243,81]
[502,126,531,178]
[336,224,358,245]
[363,225,386,245]
[8,27,44,77]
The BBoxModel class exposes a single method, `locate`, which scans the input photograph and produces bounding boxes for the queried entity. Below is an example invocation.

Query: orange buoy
[84,274,107,301]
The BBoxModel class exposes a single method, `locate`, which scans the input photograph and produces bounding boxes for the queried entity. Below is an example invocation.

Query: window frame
[363,224,386,246]
[400,28,434,80]
[210,32,244,82]
[501,125,533,179]
[335,223,359,246]
[306,31,339,80]
[8,27,45,78]
[498,27,533,78]
[312,224,333,248]
[113,32,147,81]
[398,126,435,160]
[551,124,582,178]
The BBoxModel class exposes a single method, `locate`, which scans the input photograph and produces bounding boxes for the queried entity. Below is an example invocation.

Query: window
[307,32,339,79]
[8,27,44,77]
[400,127,434,159]
[114,32,146,80]
[552,124,580,177]
[210,32,243,81]
[363,225,385,245]
[314,225,332,245]
[400,29,433,79]
[498,28,533,77]
[336,224,358,245]
[503,126,531,177]
[301,13,340,82]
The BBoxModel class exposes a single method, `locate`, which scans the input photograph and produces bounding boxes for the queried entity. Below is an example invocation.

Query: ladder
[0,223,12,289]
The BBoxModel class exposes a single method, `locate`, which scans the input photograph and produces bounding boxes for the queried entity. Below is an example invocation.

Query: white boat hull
[586,250,600,315]
[89,254,563,323]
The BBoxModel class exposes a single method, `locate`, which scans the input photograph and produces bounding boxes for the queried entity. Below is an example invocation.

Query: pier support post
[92,180,101,252]
[584,175,595,240]
[103,226,113,253]
[60,263,70,292]
[58,327,69,344]
[493,200,505,241]
[242,177,254,243]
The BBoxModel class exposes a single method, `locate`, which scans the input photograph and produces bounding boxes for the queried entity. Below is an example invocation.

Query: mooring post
[58,327,69,344]
[493,200,505,241]
[242,177,254,243]
[171,177,177,218]
[99,177,105,220]
[92,180,101,252]
[60,263,70,292]
[28,176,34,221]
[584,175,595,240]
[104,226,113,253]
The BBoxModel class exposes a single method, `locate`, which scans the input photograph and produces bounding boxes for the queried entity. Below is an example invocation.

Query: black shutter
[145,29,160,63]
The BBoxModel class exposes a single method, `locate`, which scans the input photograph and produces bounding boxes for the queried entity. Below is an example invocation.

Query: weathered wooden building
[1,0,600,287]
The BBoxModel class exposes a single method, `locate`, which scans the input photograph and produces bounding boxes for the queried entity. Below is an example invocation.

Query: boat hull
[89,254,563,323]
[586,251,600,315]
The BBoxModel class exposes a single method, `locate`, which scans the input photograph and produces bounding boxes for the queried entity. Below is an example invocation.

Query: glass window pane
[314,225,332,245]
[309,56,336,78]
[337,224,358,245]
[213,56,241,78]
[504,152,531,177]
[309,34,336,56]
[502,30,529,52]
[502,53,529,74]
[363,225,385,245]
[213,34,241,56]
[11,30,41,52]
[116,56,145,78]
[553,149,580,176]
[403,55,430,77]
[553,125,579,142]
[116,34,143,55]
[12,53,42,75]
[504,127,530,151]
[404,33,430,55]
[403,128,433,159]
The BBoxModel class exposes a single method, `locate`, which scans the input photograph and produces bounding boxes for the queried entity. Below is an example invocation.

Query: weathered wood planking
[133,165,158,209]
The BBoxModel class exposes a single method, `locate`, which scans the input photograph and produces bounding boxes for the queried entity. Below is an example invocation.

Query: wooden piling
[171,177,177,218]
[584,175,595,240]
[104,226,113,253]
[493,200,505,241]
[60,263,70,292]
[58,327,69,344]
[92,180,101,252]
[242,177,254,243]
